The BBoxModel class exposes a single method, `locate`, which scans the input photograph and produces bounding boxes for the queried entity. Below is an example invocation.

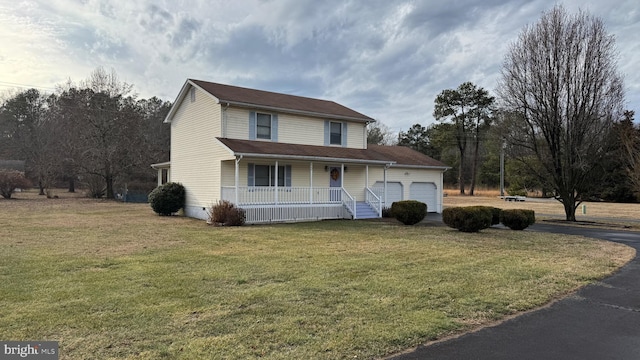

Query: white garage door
[410,182,437,212]
[373,181,403,208]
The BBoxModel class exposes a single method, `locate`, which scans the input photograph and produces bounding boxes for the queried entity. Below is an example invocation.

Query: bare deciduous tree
[498,5,625,221]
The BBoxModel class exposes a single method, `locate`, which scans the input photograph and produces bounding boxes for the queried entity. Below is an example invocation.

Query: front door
[329,166,341,201]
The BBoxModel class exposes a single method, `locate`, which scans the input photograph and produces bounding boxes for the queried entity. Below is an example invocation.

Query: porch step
[355,202,379,219]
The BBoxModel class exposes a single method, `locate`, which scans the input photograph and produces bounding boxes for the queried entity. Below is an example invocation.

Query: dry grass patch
[444,195,640,224]
[0,191,635,359]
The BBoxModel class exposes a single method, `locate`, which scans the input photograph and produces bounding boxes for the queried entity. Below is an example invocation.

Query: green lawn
[0,195,634,359]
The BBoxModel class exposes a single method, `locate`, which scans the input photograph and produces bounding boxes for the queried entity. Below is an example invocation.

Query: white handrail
[365,187,382,217]
[341,188,356,219]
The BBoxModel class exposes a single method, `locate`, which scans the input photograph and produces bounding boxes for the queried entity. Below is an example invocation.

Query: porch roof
[216,138,449,169]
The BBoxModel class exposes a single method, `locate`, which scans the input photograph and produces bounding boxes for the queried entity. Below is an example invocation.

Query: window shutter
[272,114,278,142]
[285,165,292,187]
[247,163,255,186]
[324,120,330,146]
[342,122,348,147]
[249,112,256,140]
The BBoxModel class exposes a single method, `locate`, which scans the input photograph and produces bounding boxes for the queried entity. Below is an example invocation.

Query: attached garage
[373,181,403,208]
[410,182,438,213]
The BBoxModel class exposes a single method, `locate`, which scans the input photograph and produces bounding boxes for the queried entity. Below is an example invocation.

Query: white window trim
[256,113,272,140]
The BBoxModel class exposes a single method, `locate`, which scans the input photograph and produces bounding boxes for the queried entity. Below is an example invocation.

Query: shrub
[381,207,393,218]
[209,200,245,226]
[148,182,186,216]
[501,209,536,230]
[0,170,31,199]
[390,200,427,225]
[488,206,502,225]
[442,206,492,232]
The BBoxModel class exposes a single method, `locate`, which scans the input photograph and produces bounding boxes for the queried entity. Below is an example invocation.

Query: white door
[373,181,403,208]
[410,182,437,213]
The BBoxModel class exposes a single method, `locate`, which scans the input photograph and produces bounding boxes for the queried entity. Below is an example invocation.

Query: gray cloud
[1,0,638,134]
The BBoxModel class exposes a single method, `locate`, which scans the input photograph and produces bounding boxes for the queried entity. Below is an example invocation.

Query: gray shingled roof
[191,79,374,123]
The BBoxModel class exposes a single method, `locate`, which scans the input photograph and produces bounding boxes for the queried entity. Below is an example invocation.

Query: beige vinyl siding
[347,122,366,149]
[223,106,367,149]
[278,114,325,146]
[342,165,367,200]
[225,107,250,140]
[170,86,226,217]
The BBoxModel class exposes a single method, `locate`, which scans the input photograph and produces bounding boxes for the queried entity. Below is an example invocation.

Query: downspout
[235,155,243,205]
[384,163,392,208]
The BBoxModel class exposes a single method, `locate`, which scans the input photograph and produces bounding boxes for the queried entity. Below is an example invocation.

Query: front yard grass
[0,193,635,359]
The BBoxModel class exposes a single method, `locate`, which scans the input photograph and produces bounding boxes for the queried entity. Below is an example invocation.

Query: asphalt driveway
[389,223,640,360]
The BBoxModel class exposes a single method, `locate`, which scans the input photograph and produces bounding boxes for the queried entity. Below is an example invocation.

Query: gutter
[217,100,373,123]
[232,152,395,166]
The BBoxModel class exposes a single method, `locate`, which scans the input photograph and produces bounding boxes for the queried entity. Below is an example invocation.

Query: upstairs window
[256,113,272,139]
[249,112,278,141]
[330,122,342,145]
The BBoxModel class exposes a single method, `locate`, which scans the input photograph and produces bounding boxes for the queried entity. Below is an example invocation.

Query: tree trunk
[469,136,481,196]
[106,174,115,199]
[563,201,576,221]
[458,150,465,194]
[68,177,75,193]
[38,179,45,195]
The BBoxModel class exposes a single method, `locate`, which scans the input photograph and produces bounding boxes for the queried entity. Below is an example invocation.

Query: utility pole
[500,140,505,197]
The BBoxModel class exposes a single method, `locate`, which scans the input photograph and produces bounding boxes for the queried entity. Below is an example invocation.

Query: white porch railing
[342,188,356,219]
[220,186,360,223]
[365,187,383,217]
[221,186,346,205]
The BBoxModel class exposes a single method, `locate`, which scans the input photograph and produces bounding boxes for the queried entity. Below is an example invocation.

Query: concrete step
[355,202,379,219]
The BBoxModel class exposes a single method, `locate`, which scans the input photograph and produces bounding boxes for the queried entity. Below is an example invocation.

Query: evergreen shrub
[442,206,492,232]
[390,200,427,225]
[148,182,186,216]
[501,209,536,230]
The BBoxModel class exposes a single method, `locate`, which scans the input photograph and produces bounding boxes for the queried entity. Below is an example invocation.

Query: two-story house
[152,79,448,224]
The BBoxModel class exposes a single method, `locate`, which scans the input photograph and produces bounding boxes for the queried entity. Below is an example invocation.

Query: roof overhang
[151,161,171,169]
[231,151,394,165]
[218,99,373,123]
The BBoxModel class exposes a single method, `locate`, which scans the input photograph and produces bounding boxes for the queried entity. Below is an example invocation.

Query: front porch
[221,186,384,224]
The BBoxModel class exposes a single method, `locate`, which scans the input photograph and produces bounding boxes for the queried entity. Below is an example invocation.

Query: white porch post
[310,162,314,204]
[274,160,279,205]
[341,163,344,188]
[235,156,242,204]
[365,165,369,188]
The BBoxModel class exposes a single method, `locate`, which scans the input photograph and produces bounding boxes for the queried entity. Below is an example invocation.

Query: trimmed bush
[0,170,31,199]
[381,207,393,218]
[501,209,536,230]
[148,182,186,216]
[442,206,492,232]
[390,200,427,225]
[488,206,503,225]
[209,200,245,226]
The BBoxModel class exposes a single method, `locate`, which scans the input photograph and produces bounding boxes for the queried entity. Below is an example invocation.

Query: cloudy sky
[1,0,638,135]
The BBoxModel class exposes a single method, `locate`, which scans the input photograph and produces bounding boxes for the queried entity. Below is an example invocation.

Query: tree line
[369,5,635,221]
[0,67,171,199]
